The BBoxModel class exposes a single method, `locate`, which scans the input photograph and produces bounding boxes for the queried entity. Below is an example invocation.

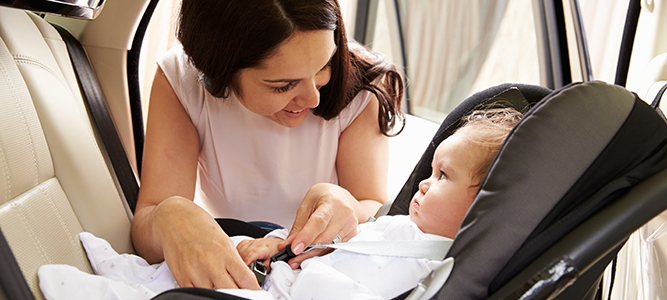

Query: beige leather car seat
[0,6,134,300]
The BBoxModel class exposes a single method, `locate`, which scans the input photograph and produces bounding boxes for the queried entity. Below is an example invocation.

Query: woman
[132,0,404,290]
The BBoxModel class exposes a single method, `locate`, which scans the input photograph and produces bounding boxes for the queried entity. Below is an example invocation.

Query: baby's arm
[237,238,284,266]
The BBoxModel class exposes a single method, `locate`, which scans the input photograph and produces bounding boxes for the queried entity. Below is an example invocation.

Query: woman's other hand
[151,197,261,290]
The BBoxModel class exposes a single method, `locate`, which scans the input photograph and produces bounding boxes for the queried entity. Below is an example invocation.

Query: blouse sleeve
[156,45,207,127]
[337,90,373,132]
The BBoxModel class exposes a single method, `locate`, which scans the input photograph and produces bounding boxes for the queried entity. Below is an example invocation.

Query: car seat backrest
[0,7,133,299]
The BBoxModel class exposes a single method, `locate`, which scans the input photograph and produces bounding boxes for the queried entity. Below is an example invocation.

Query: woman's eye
[273,82,295,93]
[322,59,333,70]
[438,172,447,180]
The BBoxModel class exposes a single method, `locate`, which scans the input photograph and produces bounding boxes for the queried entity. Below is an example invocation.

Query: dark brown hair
[177,0,404,136]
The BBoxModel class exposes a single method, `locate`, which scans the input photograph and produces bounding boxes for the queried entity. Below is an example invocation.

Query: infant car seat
[389,81,667,300]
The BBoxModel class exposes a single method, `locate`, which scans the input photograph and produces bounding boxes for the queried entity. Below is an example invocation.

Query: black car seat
[389,81,667,300]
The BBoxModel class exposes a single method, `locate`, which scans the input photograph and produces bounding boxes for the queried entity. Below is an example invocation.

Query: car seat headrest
[0,0,105,20]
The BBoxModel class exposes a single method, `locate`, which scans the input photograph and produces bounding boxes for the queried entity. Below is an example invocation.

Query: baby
[237,106,523,300]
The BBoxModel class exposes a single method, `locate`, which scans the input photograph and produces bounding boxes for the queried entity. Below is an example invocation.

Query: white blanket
[38,216,453,300]
[38,232,273,300]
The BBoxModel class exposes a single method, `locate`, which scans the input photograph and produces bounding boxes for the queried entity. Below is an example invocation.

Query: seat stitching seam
[0,63,15,201]
[0,139,10,202]
[12,200,51,263]
[1,55,39,189]
[39,182,79,253]
[14,55,69,89]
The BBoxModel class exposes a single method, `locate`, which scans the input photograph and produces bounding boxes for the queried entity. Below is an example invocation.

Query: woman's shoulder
[335,90,373,131]
[157,45,210,119]
[158,45,199,82]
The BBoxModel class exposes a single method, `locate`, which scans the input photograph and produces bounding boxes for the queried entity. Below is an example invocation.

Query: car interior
[1,0,667,300]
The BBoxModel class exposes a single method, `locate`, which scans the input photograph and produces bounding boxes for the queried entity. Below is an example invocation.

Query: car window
[365,0,541,123]
[138,0,600,126]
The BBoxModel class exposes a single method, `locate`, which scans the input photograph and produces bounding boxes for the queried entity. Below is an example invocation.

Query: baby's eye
[438,171,447,180]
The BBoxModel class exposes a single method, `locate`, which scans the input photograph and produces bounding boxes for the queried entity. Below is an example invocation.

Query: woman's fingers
[226,257,262,290]
[283,183,360,255]
[290,205,336,253]
[287,248,330,269]
[285,221,357,269]
[281,198,319,249]
[167,244,261,290]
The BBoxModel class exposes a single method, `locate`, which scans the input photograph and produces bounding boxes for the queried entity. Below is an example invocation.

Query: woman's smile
[283,108,309,118]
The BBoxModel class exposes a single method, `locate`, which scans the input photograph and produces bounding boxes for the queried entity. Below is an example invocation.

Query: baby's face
[409,131,484,238]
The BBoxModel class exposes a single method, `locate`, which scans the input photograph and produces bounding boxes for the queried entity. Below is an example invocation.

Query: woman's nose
[295,79,321,108]
[295,69,330,108]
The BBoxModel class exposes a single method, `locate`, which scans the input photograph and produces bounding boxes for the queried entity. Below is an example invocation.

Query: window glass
[138,0,181,129]
[368,0,541,123]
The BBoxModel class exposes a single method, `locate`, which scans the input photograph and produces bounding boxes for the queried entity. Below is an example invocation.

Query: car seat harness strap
[255,240,453,287]
[272,240,453,263]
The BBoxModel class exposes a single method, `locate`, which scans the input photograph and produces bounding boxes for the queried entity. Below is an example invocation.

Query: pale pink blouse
[158,45,371,227]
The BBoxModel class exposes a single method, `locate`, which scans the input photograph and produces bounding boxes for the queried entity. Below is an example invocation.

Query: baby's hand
[237,238,283,266]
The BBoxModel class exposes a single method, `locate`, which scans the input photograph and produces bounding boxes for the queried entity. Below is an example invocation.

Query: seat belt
[273,238,453,263]
[307,239,456,300]
[310,239,453,260]
[0,228,36,300]
[52,24,140,213]
[404,258,455,300]
[314,240,455,300]
[270,239,455,300]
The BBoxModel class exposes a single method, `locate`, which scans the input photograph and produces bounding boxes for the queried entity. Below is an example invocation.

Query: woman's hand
[277,95,389,268]
[237,238,283,266]
[279,183,361,268]
[149,197,261,290]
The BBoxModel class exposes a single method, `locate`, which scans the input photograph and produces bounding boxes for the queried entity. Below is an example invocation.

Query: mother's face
[236,30,336,128]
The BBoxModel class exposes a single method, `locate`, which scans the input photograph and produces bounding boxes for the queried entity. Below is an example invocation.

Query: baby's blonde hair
[455,107,523,184]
